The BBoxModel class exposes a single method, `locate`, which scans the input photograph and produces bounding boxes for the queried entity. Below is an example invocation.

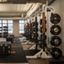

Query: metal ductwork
[0,0,47,4]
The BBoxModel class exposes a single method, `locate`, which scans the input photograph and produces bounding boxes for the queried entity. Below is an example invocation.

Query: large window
[8,20,13,34]
[19,20,24,34]
[0,20,13,34]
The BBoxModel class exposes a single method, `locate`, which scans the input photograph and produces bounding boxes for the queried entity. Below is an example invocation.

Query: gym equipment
[0,33,2,37]
[50,48,62,59]
[40,19,46,25]
[49,59,64,64]
[50,13,61,24]
[33,28,38,32]
[39,34,47,51]
[0,42,11,56]
[40,34,47,41]
[6,35,14,43]
[50,25,61,35]
[0,45,28,64]
[33,34,38,40]
[40,19,43,25]
[50,36,61,46]
[40,27,47,33]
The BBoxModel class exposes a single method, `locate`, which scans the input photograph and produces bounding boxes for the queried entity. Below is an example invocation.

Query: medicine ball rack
[50,13,62,59]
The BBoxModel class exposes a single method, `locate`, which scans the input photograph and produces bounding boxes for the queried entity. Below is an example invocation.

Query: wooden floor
[28,59,48,64]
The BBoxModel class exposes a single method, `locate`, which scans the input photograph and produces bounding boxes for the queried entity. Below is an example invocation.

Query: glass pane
[0,20,1,23]
[3,20,7,23]
[8,20,13,23]
[8,24,13,26]
[3,24,7,26]
[0,24,2,27]
[8,31,13,34]
[19,31,24,33]
[19,24,24,27]
[19,28,24,30]
[19,20,24,23]
[0,31,2,33]
[8,29,13,31]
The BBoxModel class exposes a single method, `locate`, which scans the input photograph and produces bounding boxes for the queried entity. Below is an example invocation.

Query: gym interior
[0,0,63,64]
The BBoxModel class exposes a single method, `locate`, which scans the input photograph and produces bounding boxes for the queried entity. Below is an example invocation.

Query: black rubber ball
[50,36,62,46]
[50,25,61,35]
[50,48,62,59]
[50,13,61,24]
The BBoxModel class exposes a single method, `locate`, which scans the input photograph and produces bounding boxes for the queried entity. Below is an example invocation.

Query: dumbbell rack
[2,26,8,38]
[0,41,11,56]
[50,13,62,59]
[0,23,8,38]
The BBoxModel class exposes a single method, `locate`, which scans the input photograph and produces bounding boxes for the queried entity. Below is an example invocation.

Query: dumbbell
[40,27,47,33]
[50,25,61,35]
[50,36,62,46]
[50,13,61,24]
[33,22,38,27]
[40,19,43,25]
[40,19,47,25]
[50,48,62,59]
[33,28,38,32]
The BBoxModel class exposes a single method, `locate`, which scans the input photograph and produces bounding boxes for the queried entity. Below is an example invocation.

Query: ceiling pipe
[0,0,46,4]
[48,0,56,5]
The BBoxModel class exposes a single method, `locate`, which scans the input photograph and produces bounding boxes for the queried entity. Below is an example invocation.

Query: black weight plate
[32,22,35,26]
[40,27,47,33]
[34,22,38,26]
[33,33,38,40]
[40,27,43,33]
[40,29,43,33]
[50,13,61,24]
[33,28,38,32]
[51,36,62,46]
[40,34,47,40]
[40,19,47,25]
[50,48,62,59]
[50,25,61,35]
[40,19,43,25]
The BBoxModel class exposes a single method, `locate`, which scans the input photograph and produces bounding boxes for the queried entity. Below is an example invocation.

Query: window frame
[19,20,25,34]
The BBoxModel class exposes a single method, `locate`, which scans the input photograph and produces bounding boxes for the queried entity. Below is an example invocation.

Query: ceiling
[0,0,46,12]
[0,0,54,18]
[0,3,41,12]
[0,0,46,3]
[0,3,34,12]
[0,0,54,13]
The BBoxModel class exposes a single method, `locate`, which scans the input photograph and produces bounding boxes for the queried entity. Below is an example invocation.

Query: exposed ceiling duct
[0,3,33,12]
[26,3,41,17]
[0,0,46,4]
[0,3,41,18]
[0,0,55,18]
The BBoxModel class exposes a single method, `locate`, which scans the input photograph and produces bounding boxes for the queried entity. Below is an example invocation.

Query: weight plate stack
[50,25,61,35]
[50,13,61,24]
[50,36,62,46]
[50,48,62,59]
